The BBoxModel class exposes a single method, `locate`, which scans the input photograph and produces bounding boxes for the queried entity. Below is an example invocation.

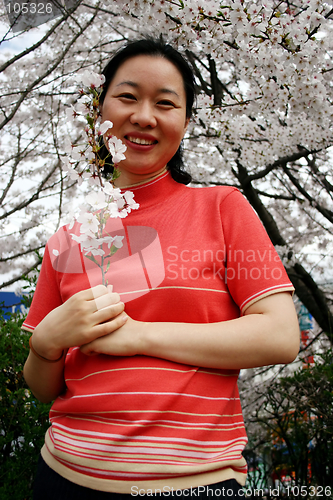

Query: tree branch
[233,160,333,342]
[0,7,98,131]
[282,164,333,224]
[0,0,83,74]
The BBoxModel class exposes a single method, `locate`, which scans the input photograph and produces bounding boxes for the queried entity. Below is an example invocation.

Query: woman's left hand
[80,315,145,357]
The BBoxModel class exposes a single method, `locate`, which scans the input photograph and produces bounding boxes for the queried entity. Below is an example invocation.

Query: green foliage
[0,311,51,500]
[261,351,333,489]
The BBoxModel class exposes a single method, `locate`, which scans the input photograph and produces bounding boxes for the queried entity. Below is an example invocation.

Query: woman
[23,38,300,499]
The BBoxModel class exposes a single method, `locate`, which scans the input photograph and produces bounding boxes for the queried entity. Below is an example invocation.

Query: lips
[124,133,158,151]
[127,136,157,145]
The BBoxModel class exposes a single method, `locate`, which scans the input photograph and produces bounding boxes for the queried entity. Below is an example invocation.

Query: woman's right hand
[31,285,128,361]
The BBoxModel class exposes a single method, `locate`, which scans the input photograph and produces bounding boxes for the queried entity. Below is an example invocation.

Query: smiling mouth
[126,136,157,146]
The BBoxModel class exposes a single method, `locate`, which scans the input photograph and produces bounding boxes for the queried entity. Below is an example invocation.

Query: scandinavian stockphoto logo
[49,218,166,304]
[165,245,284,283]
[3,0,78,33]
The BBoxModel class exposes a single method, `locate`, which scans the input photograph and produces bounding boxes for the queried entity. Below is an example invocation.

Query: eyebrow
[116,80,180,98]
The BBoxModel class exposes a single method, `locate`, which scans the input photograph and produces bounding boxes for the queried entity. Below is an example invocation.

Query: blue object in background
[298,304,313,331]
[0,291,26,319]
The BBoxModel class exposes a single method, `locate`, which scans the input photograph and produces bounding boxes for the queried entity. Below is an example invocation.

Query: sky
[0,11,48,54]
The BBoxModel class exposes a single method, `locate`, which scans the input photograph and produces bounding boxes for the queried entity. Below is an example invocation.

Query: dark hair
[99,37,195,185]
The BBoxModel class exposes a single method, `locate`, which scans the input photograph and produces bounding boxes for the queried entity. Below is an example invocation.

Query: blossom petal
[99,120,113,135]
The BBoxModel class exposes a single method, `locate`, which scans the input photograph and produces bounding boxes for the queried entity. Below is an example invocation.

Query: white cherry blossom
[87,247,105,257]
[70,233,92,245]
[76,70,106,89]
[1,0,333,315]
[108,137,127,164]
[85,191,108,210]
[99,120,114,135]
[112,235,125,248]
[62,75,138,286]
[102,183,122,199]
[100,235,124,249]
[66,104,82,122]
[123,191,140,212]
[77,212,99,235]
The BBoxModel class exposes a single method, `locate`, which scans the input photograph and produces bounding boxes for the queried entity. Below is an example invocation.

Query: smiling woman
[100,55,190,187]
[23,37,299,500]
[99,38,195,186]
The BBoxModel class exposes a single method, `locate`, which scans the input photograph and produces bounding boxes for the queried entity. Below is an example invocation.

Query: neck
[114,167,168,190]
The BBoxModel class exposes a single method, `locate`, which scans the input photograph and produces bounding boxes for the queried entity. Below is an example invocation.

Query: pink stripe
[59,417,244,428]
[52,423,247,447]
[240,284,294,311]
[59,391,239,401]
[54,433,244,460]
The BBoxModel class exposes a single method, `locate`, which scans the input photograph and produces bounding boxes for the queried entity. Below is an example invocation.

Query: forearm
[142,315,296,369]
[139,293,300,370]
[23,286,126,403]
[81,293,300,370]
[23,349,66,403]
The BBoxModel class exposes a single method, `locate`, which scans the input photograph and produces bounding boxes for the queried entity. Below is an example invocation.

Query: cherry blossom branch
[62,71,139,286]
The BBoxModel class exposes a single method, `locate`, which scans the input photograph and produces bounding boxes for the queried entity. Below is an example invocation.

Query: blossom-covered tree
[0,0,332,339]
[240,349,333,488]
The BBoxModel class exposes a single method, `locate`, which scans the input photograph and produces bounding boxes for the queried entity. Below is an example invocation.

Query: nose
[130,101,157,128]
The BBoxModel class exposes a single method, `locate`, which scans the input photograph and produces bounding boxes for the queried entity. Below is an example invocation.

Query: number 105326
[286,486,332,497]
[6,3,53,15]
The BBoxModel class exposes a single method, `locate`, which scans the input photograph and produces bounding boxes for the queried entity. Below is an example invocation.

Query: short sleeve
[21,224,93,332]
[21,242,62,332]
[219,189,294,313]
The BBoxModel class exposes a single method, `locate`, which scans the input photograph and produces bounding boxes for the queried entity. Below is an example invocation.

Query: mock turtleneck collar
[121,170,185,209]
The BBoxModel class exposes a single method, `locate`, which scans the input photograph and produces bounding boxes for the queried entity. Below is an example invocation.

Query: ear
[183,117,190,136]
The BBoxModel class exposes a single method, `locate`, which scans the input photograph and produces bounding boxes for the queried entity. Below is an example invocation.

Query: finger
[69,286,120,309]
[81,312,128,353]
[90,284,115,301]
[75,284,109,302]
[93,292,121,312]
[93,301,125,325]
[94,311,128,337]
[80,342,100,356]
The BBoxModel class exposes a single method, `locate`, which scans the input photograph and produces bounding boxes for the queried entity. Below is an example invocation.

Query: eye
[158,100,176,108]
[118,93,136,101]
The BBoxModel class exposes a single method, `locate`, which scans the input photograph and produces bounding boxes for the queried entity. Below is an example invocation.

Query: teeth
[128,136,155,145]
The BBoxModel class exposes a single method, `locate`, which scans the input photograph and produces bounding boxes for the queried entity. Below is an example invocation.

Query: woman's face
[100,54,190,187]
